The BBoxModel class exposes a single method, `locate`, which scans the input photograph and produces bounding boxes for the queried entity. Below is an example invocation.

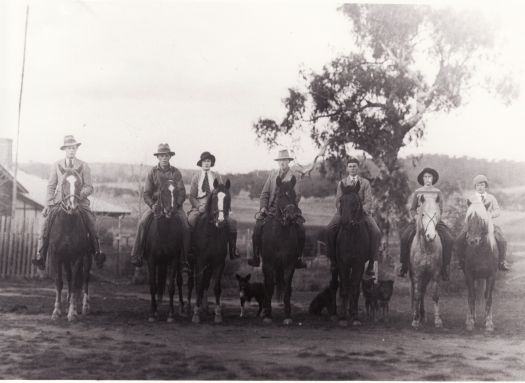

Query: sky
[1,0,525,173]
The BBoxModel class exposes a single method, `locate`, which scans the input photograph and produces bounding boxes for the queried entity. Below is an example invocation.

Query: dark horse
[143,178,185,322]
[260,176,302,325]
[463,200,498,332]
[191,179,232,324]
[48,167,92,322]
[335,182,370,327]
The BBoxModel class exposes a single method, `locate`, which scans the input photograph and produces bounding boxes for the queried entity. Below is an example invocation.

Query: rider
[187,151,240,260]
[398,168,454,280]
[455,174,510,272]
[326,157,379,278]
[130,143,190,269]
[248,149,307,269]
[32,135,104,270]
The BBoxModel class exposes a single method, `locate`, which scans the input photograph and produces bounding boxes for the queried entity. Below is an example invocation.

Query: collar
[278,168,290,178]
[157,164,172,171]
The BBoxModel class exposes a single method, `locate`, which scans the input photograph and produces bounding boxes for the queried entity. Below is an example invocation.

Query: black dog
[362,279,394,322]
[309,276,338,317]
[377,280,394,319]
[235,274,265,318]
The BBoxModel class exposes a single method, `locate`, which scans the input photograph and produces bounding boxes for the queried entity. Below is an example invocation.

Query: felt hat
[154,143,175,156]
[417,167,439,185]
[274,149,294,161]
[60,135,81,150]
[197,151,216,167]
[473,174,489,187]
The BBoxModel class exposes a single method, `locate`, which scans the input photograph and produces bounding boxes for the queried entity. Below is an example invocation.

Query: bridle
[339,194,363,229]
[59,170,83,214]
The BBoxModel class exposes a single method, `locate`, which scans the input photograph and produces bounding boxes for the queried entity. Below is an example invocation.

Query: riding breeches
[252,216,306,258]
[399,221,453,268]
[326,212,381,264]
[131,208,191,261]
[455,225,507,264]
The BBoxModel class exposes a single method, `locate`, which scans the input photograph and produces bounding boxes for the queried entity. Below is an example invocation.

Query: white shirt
[197,170,216,198]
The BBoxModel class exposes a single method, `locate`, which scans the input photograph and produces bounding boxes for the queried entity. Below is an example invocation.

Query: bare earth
[1,244,525,380]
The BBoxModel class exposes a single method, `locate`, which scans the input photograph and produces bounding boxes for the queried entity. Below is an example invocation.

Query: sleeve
[79,163,94,199]
[437,190,445,214]
[361,180,374,214]
[46,163,58,206]
[143,168,155,208]
[189,173,199,208]
[174,170,186,208]
[335,181,343,210]
[490,195,501,218]
[408,192,418,218]
[259,173,273,210]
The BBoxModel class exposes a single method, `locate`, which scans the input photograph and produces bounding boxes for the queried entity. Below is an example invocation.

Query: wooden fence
[0,216,39,278]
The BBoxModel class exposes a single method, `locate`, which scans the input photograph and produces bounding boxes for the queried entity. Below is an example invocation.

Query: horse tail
[157,263,168,304]
[275,268,284,303]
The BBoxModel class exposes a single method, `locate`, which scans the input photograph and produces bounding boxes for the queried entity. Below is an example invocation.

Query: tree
[254,4,517,239]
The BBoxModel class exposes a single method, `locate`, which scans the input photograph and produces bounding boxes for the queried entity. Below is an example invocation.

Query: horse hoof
[330,315,338,322]
[148,316,156,323]
[263,317,273,324]
[192,314,200,324]
[338,320,348,327]
[411,320,420,329]
[51,312,61,321]
[82,305,90,316]
[352,319,361,326]
[486,324,495,333]
[167,316,174,323]
[283,318,293,326]
[214,315,223,324]
[67,313,77,322]
[435,318,443,328]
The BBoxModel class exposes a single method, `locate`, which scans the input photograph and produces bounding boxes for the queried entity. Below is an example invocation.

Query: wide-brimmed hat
[197,151,216,167]
[417,167,439,185]
[153,143,175,156]
[274,149,294,161]
[473,174,489,187]
[60,135,81,150]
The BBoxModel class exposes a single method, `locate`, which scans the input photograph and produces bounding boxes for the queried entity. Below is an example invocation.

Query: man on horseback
[248,149,307,269]
[188,151,240,260]
[32,135,104,270]
[455,174,510,272]
[130,143,190,269]
[326,157,379,278]
[398,168,454,280]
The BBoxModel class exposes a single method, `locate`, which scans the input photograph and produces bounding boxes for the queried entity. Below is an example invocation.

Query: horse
[260,175,303,325]
[409,194,443,329]
[143,178,185,322]
[191,179,232,324]
[48,166,93,322]
[335,182,370,326]
[462,200,499,332]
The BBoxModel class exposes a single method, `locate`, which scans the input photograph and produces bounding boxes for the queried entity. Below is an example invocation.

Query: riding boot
[496,236,510,271]
[398,224,414,278]
[295,224,307,269]
[326,225,338,274]
[32,237,48,271]
[228,232,241,260]
[248,221,263,267]
[92,237,106,269]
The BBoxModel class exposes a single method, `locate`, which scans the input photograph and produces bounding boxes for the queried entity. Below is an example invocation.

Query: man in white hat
[455,174,510,271]
[248,149,307,269]
[188,151,240,259]
[130,143,190,269]
[32,135,104,269]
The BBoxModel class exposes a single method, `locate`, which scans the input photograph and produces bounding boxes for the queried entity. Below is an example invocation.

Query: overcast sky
[2,0,525,173]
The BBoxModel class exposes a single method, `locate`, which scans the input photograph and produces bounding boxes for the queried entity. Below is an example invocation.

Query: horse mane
[465,201,496,250]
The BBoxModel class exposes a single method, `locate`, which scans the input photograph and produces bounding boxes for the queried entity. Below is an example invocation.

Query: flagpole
[11,5,30,232]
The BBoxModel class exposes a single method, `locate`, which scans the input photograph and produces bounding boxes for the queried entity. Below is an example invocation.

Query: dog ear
[290,175,296,188]
[225,179,231,190]
[213,178,219,189]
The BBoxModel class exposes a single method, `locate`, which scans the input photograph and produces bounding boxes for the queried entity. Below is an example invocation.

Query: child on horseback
[248,149,307,269]
[130,143,190,269]
[398,168,454,280]
[455,174,510,272]
[325,157,380,278]
[187,151,240,260]
[32,135,105,270]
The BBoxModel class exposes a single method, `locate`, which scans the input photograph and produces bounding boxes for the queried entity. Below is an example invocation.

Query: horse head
[416,194,441,242]
[158,179,178,219]
[59,165,84,214]
[206,179,231,227]
[339,181,363,227]
[465,199,494,248]
[275,176,300,225]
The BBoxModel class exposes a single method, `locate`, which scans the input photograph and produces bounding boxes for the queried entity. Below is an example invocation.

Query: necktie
[68,159,73,168]
[202,171,210,194]
[481,194,486,204]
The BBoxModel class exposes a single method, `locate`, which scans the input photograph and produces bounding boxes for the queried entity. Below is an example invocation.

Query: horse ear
[354,181,361,193]
[225,179,231,190]
[466,199,472,207]
[419,194,425,204]
[290,175,296,188]
[213,178,219,189]
[276,176,282,187]
[246,274,251,281]
[77,164,83,173]
[342,185,351,194]
[435,194,440,203]
[235,274,241,281]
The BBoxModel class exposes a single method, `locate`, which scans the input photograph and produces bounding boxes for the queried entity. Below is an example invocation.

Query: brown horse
[260,176,302,325]
[335,182,370,326]
[463,200,499,332]
[409,194,443,329]
[48,167,92,322]
[191,179,232,324]
[143,178,185,322]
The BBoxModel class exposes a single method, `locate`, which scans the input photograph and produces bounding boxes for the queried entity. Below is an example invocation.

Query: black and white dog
[235,274,265,318]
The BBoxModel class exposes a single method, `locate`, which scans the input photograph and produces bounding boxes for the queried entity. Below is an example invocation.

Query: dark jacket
[143,165,186,208]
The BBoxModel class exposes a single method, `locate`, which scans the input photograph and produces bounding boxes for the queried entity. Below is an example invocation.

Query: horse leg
[212,264,226,324]
[67,260,82,322]
[411,276,422,329]
[262,266,274,323]
[419,278,428,323]
[64,262,72,306]
[432,279,443,328]
[349,261,364,326]
[465,274,476,331]
[282,266,295,325]
[192,263,204,324]
[52,262,63,320]
[186,264,194,317]
[338,267,349,327]
[82,253,91,315]
[167,262,176,323]
[148,262,158,322]
[485,277,496,332]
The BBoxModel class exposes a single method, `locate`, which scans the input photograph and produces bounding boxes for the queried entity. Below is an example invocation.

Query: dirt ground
[1,242,525,380]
